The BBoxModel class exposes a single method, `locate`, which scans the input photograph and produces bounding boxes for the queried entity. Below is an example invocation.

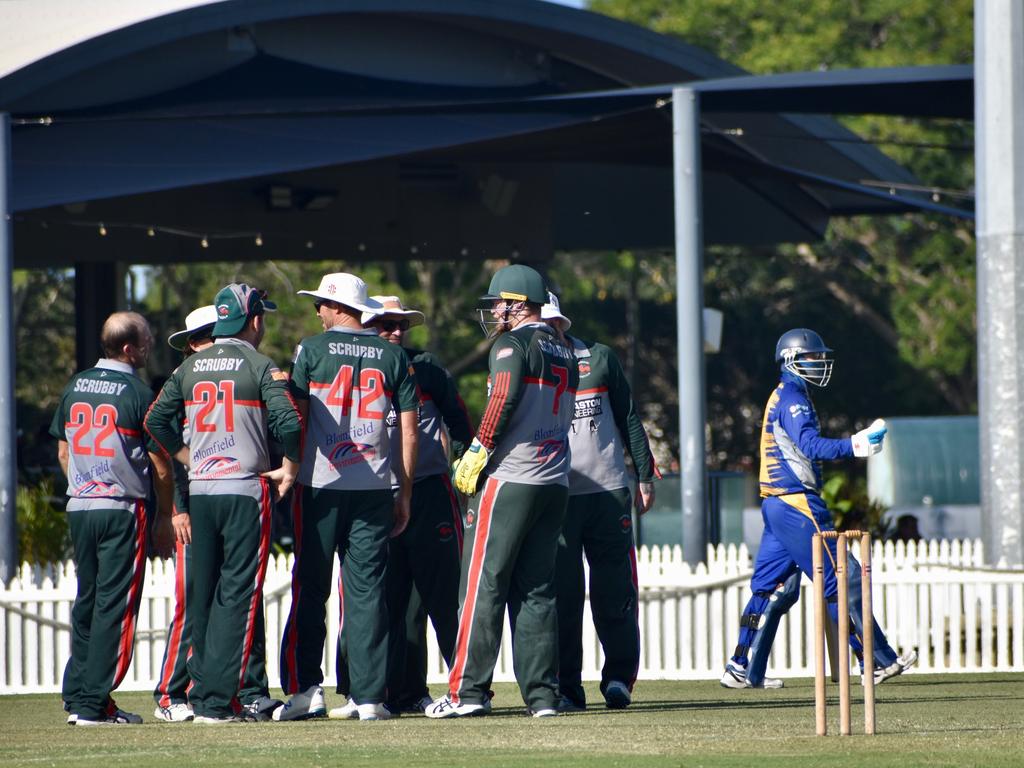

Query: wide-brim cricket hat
[540,291,572,331]
[168,305,218,350]
[361,295,426,326]
[297,272,382,315]
[480,264,547,305]
[212,283,277,337]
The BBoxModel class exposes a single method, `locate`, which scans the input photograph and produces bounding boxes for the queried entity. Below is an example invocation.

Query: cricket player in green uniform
[426,264,578,719]
[276,273,419,722]
[330,295,473,717]
[53,311,173,725]
[541,293,659,711]
[152,305,282,723]
[145,284,302,723]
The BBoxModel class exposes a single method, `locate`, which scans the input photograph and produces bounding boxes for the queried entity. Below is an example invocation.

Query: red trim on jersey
[112,500,148,687]
[155,539,189,707]
[282,485,304,694]
[575,386,609,396]
[116,426,142,437]
[235,479,272,696]
[477,371,510,449]
[440,473,464,556]
[522,376,555,386]
[144,390,176,458]
[448,476,499,703]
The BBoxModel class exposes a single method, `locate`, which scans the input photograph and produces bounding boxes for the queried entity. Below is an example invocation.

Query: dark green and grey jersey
[477,322,579,486]
[145,338,302,494]
[290,327,419,490]
[386,349,474,482]
[49,359,157,510]
[566,336,658,495]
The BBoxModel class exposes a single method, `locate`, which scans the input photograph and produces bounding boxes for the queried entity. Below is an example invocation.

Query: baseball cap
[540,291,572,331]
[481,264,547,305]
[297,273,383,315]
[361,295,426,326]
[168,305,218,350]
[212,283,277,337]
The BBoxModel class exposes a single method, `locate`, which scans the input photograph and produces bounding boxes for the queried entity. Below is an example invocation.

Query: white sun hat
[540,291,572,331]
[167,305,218,350]
[361,295,426,326]
[297,272,383,314]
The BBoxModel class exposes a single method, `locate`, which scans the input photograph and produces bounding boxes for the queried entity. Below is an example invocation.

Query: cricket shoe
[424,695,486,719]
[66,714,77,725]
[327,697,359,720]
[409,695,435,714]
[719,661,784,690]
[868,650,918,685]
[153,702,194,722]
[603,680,632,709]
[556,696,586,713]
[194,714,250,724]
[74,707,143,726]
[357,703,392,721]
[241,696,282,722]
[273,685,326,721]
[531,708,559,718]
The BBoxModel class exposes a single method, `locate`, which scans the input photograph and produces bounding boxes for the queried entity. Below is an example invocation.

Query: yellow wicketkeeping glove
[453,438,490,495]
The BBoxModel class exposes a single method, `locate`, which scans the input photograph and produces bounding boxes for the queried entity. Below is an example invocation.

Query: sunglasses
[379,318,411,332]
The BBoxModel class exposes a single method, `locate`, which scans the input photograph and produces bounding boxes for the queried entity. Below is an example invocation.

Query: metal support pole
[672,87,707,565]
[0,113,17,582]
[976,0,1024,567]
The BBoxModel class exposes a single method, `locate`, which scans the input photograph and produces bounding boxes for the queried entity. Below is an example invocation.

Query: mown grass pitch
[3,674,1022,768]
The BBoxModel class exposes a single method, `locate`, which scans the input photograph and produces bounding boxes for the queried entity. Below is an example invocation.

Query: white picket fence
[1,538,1022,694]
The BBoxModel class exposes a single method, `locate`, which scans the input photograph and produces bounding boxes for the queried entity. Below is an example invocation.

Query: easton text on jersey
[192,358,245,372]
[193,434,237,462]
[73,379,127,396]
[573,397,603,420]
[327,341,384,359]
[537,338,574,360]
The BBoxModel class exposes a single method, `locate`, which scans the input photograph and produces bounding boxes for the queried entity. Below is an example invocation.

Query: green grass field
[3,674,1022,768]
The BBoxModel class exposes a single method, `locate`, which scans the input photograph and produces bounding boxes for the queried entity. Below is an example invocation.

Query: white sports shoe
[327,697,359,720]
[603,680,631,709]
[357,703,392,721]
[720,661,784,689]
[194,714,244,724]
[424,695,486,719]
[154,703,194,722]
[272,685,326,721]
[531,708,558,718]
[74,708,143,725]
[871,649,918,685]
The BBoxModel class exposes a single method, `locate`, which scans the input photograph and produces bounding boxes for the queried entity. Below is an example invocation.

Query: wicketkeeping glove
[851,418,887,457]
[453,438,490,495]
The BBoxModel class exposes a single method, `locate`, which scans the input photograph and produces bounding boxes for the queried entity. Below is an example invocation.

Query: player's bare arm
[149,449,176,557]
[56,439,69,478]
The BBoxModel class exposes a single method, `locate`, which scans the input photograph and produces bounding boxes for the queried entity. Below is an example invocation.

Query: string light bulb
[98,222,107,236]
[255,234,263,247]
[306,240,314,249]
[146,227,155,237]
[201,236,209,249]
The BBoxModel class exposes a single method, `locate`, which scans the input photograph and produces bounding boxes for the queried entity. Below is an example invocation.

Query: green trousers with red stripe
[448,477,567,711]
[556,487,640,707]
[153,540,272,708]
[334,473,462,705]
[187,485,272,718]
[280,485,392,704]
[62,502,148,720]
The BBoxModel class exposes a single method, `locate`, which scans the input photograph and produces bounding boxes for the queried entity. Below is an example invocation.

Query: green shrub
[17,477,69,564]
[820,471,892,539]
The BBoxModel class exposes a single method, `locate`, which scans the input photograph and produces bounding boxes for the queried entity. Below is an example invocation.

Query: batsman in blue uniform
[721,328,917,689]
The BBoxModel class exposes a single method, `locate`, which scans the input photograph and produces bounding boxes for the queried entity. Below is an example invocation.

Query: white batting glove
[851,418,887,457]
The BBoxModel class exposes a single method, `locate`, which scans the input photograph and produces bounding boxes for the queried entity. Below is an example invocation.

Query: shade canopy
[0,0,971,268]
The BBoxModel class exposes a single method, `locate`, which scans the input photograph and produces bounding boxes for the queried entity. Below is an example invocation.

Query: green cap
[212,283,277,337]
[481,264,547,305]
